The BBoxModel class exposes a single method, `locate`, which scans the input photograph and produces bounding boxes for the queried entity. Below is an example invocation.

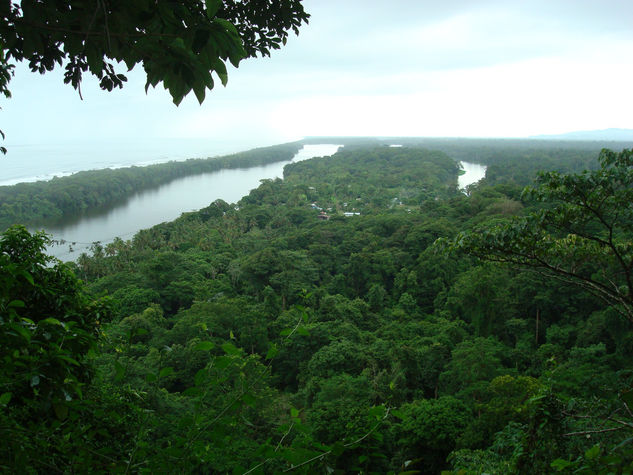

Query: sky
[4,0,633,148]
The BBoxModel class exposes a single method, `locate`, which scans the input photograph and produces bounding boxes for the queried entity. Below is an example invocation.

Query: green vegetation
[0,1,308,102]
[313,136,628,186]
[0,142,301,229]
[2,144,633,473]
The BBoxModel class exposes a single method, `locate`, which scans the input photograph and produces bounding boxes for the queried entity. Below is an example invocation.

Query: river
[38,147,485,261]
[458,161,487,190]
[43,144,341,260]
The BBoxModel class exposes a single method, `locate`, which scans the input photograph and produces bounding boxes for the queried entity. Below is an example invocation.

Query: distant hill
[530,128,633,141]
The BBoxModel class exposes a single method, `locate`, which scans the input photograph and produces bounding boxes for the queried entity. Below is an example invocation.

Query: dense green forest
[0,142,301,230]
[308,136,633,186]
[2,144,633,473]
[2,137,624,231]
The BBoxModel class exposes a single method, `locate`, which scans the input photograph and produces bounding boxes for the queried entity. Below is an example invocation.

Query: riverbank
[41,144,341,260]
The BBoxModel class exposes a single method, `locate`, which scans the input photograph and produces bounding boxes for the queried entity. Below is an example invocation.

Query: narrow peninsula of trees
[0,142,301,229]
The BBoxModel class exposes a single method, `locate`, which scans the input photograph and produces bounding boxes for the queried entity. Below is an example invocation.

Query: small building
[317,211,330,221]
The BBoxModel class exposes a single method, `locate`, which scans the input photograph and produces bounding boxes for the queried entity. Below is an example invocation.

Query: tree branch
[563,426,624,437]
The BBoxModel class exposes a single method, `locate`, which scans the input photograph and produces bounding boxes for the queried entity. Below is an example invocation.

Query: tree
[398,396,471,473]
[439,336,506,397]
[0,0,309,151]
[0,225,108,409]
[0,225,114,470]
[445,149,633,324]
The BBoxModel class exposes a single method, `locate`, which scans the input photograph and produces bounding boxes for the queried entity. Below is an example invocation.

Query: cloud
[269,55,633,138]
[2,0,633,147]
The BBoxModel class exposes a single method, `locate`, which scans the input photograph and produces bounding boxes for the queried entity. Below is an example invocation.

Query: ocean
[0,137,282,186]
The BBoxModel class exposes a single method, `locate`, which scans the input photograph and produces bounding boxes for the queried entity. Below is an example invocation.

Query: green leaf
[85,47,104,75]
[184,386,202,397]
[194,341,215,351]
[296,326,310,336]
[53,402,69,420]
[213,18,239,36]
[114,360,125,382]
[228,49,244,68]
[330,442,345,456]
[57,355,80,366]
[30,375,40,387]
[221,342,240,356]
[551,458,574,470]
[8,299,25,308]
[242,392,256,407]
[205,0,221,18]
[266,343,278,360]
[214,355,232,369]
[170,37,187,51]
[12,323,31,342]
[192,28,211,54]
[0,392,12,406]
[193,80,206,104]
[368,405,386,419]
[159,367,174,379]
[194,368,206,386]
[585,444,601,460]
[146,373,157,383]
[18,270,34,286]
[213,58,228,86]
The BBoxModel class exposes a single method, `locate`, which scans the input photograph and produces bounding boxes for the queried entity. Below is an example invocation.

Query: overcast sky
[4,0,633,146]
